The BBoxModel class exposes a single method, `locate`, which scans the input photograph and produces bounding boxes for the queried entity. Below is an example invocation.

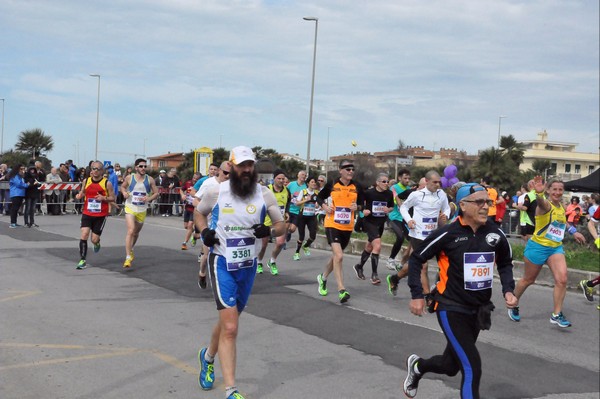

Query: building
[518,130,599,181]
[147,152,185,171]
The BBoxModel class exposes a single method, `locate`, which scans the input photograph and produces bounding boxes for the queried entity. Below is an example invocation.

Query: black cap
[273,169,286,178]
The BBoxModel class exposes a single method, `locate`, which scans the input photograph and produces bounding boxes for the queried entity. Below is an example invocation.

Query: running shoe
[386,258,397,271]
[371,274,381,285]
[303,246,311,256]
[227,391,245,399]
[293,253,300,261]
[256,263,263,274]
[31,223,39,228]
[507,307,520,322]
[191,236,197,247]
[353,264,366,280]
[403,354,422,398]
[198,274,207,289]
[317,274,328,296]
[386,275,397,296]
[338,289,351,303]
[579,280,594,302]
[197,347,215,390]
[550,312,571,328]
[9,224,19,228]
[181,242,188,250]
[267,261,278,276]
[130,250,135,261]
[93,241,101,253]
[123,256,133,268]
[76,259,87,270]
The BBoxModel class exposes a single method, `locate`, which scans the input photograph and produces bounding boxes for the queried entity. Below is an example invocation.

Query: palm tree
[15,128,54,158]
[499,134,525,166]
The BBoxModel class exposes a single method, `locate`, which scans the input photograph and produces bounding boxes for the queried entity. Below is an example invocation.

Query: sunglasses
[318,179,324,182]
[222,170,230,176]
[342,167,355,172]
[379,180,389,184]
[462,199,493,207]
[91,167,101,171]
[137,165,147,168]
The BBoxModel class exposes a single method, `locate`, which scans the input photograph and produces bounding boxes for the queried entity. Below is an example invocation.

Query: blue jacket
[107,169,119,195]
[9,175,29,198]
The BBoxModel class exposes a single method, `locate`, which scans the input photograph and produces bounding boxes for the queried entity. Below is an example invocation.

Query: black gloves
[201,228,220,247]
[251,223,271,238]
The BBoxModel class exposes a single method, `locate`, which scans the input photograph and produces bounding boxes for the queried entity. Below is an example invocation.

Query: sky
[1,0,598,168]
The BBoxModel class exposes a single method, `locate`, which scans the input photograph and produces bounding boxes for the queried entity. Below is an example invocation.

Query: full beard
[229,168,258,199]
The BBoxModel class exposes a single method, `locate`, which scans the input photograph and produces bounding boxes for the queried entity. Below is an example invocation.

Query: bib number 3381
[225,237,256,271]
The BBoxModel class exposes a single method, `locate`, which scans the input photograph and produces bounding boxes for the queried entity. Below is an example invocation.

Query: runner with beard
[194,146,286,399]
[121,158,159,268]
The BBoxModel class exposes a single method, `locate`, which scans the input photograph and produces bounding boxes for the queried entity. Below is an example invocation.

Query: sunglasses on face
[318,179,324,182]
[342,167,355,172]
[137,165,147,168]
[379,180,389,184]
[222,170,230,176]
[462,199,493,207]
[91,167,101,171]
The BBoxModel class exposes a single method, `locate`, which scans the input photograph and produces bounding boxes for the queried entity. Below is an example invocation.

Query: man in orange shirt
[316,159,364,303]
[481,176,504,224]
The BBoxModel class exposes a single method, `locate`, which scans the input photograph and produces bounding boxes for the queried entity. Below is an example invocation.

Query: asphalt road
[1,213,598,399]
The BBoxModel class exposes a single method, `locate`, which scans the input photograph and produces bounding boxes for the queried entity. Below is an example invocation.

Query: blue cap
[456,183,486,203]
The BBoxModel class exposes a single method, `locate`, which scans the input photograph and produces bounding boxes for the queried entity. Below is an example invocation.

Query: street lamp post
[303,16,319,175]
[90,74,101,160]
[326,126,331,180]
[497,115,506,148]
[0,98,4,155]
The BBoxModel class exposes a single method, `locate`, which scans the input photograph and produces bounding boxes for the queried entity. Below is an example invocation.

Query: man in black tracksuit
[403,183,519,399]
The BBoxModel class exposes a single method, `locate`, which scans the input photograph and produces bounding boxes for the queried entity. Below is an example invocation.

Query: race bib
[303,203,316,216]
[87,199,101,213]
[421,216,438,236]
[132,191,146,206]
[545,221,566,242]
[371,201,387,217]
[334,207,352,225]
[225,237,256,271]
[278,205,286,217]
[463,252,494,291]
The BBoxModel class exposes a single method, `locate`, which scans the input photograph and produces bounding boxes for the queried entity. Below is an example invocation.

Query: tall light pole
[90,74,101,160]
[325,126,331,180]
[303,16,319,175]
[497,115,506,148]
[0,98,4,155]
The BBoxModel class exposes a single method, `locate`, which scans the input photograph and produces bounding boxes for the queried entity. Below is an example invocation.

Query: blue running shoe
[508,307,520,322]
[198,348,215,390]
[550,312,571,328]
[227,391,245,399]
[93,241,101,253]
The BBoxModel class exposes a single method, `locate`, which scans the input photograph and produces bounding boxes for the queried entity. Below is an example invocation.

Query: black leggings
[297,214,317,242]
[9,196,24,224]
[389,220,406,259]
[419,310,482,399]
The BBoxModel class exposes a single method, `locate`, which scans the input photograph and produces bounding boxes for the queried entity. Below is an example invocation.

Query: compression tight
[79,239,88,260]
[418,310,482,399]
[389,220,405,259]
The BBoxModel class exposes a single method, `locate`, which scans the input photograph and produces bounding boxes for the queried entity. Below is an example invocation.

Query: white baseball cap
[229,146,256,165]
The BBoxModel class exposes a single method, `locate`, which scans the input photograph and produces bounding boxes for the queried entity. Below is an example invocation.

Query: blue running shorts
[208,253,257,313]
[524,239,565,266]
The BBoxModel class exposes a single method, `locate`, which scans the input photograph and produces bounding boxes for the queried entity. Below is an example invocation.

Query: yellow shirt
[531,201,566,248]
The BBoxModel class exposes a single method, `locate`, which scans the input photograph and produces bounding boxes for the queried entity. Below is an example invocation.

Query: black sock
[359,250,370,267]
[296,241,303,253]
[304,238,314,248]
[371,253,380,274]
[79,239,87,260]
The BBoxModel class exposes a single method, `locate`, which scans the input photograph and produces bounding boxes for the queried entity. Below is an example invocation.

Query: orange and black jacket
[407,217,515,308]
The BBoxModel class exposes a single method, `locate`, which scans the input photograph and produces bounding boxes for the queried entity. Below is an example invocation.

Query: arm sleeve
[196,186,219,216]
[317,182,332,206]
[407,229,448,299]
[495,230,515,295]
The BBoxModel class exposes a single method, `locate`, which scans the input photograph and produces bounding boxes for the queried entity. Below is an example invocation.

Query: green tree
[472,147,522,193]
[500,134,525,165]
[212,147,229,165]
[0,149,30,169]
[15,128,54,158]
[531,159,552,174]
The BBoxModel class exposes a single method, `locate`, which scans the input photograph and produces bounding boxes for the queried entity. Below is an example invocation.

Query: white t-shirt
[400,188,451,240]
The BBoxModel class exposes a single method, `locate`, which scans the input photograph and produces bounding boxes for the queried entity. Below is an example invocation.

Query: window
[575,164,581,174]
[550,163,557,175]
[564,163,571,173]
[159,160,166,168]
[589,165,595,174]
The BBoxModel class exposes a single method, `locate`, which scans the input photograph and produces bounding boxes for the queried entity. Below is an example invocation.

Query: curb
[312,234,599,294]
